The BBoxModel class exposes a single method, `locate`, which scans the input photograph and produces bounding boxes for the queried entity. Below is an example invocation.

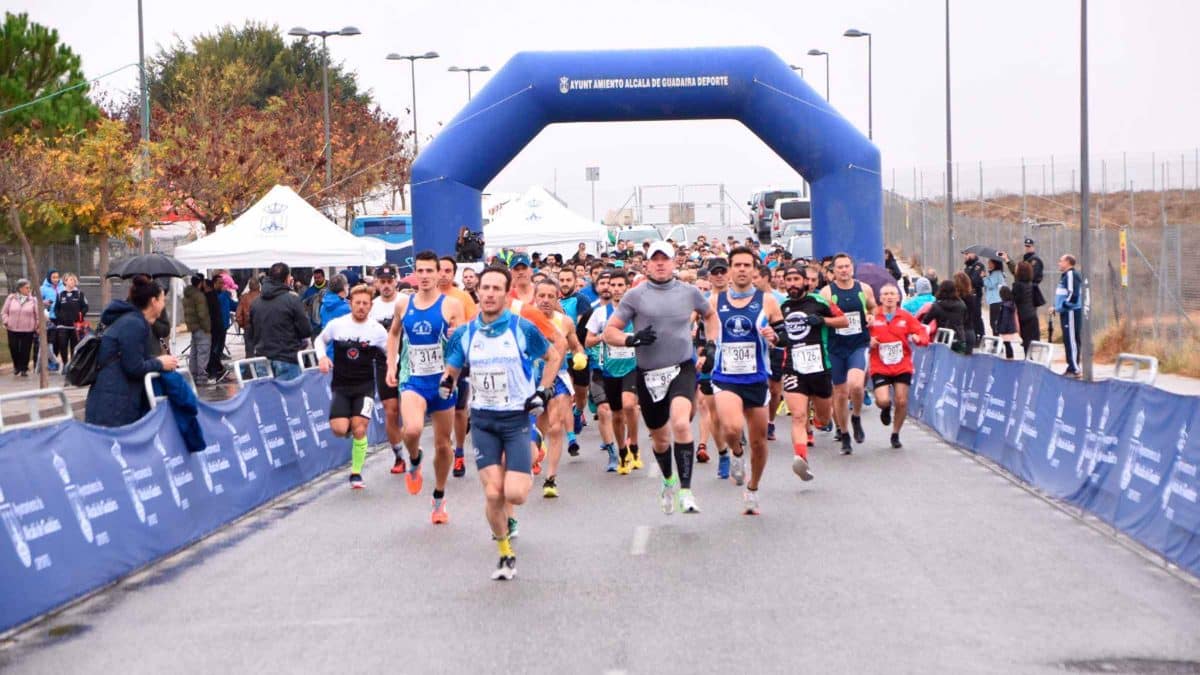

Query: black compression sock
[619,446,629,461]
[654,450,674,480]
[432,488,444,500]
[410,449,423,467]
[629,443,639,457]
[674,442,695,489]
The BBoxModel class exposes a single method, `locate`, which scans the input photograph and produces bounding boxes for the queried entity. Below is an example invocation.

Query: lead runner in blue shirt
[440,266,562,582]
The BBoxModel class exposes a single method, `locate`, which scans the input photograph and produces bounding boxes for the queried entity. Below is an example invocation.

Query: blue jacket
[84,301,164,428]
[40,277,62,320]
[319,291,349,329]
[902,293,934,315]
[1056,268,1082,312]
[152,371,206,454]
[218,292,234,330]
[982,269,1005,306]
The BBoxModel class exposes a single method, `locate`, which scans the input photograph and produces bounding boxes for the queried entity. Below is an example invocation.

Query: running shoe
[880,405,892,427]
[391,455,407,475]
[767,422,777,441]
[431,497,449,524]
[491,556,517,581]
[631,450,643,470]
[742,489,760,515]
[617,455,632,475]
[840,435,853,455]
[349,473,364,490]
[568,440,580,457]
[405,461,424,495]
[851,415,865,444]
[573,409,584,434]
[660,475,680,515]
[697,443,710,463]
[819,421,833,433]
[891,433,903,449]
[507,517,520,539]
[792,454,814,481]
[717,453,730,480]
[605,446,618,472]
[833,428,845,443]
[864,389,873,407]
[730,454,746,486]
[452,455,466,478]
[543,476,558,498]
[679,489,700,514]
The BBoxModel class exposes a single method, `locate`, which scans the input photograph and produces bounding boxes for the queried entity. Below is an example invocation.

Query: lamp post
[842,29,872,139]
[138,0,151,252]
[288,25,361,187]
[387,51,440,155]
[447,65,491,101]
[806,49,830,102]
[943,1,955,276]
[787,64,804,77]
[1078,0,1093,381]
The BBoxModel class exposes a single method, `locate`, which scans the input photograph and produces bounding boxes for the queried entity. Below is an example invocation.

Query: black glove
[803,314,825,327]
[700,340,716,375]
[770,321,791,347]
[625,325,657,347]
[438,375,455,400]
[524,387,552,416]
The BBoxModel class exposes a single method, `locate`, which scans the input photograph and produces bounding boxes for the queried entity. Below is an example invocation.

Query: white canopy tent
[174,185,385,269]
[483,186,606,259]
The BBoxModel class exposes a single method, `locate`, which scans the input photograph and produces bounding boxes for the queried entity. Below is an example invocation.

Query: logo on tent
[261,202,288,233]
[559,77,570,94]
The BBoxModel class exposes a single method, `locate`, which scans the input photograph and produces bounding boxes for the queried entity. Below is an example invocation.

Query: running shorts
[781,370,834,399]
[330,386,376,420]
[768,348,785,383]
[829,346,868,386]
[471,409,532,474]
[635,360,697,430]
[374,360,399,401]
[601,372,637,411]
[872,372,913,389]
[712,379,770,409]
[589,369,608,407]
[454,366,471,411]
[697,378,714,396]
[571,365,590,387]
[402,382,456,413]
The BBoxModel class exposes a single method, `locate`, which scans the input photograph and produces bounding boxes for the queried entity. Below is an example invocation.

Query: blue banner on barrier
[0,371,357,633]
[971,357,1020,463]
[954,354,995,450]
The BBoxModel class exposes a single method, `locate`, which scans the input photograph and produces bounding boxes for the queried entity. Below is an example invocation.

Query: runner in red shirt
[867,284,929,449]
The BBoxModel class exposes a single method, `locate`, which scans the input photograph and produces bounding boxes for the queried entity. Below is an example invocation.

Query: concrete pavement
[1,409,1199,674]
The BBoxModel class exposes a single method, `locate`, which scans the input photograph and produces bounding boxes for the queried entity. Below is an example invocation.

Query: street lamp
[787,64,804,77]
[288,25,361,187]
[806,49,830,102]
[387,51,440,155]
[447,65,491,101]
[843,28,872,139]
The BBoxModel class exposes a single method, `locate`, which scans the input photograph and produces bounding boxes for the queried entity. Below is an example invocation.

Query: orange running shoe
[430,497,449,524]
[405,462,424,495]
[452,455,466,477]
[390,455,407,475]
[536,443,546,464]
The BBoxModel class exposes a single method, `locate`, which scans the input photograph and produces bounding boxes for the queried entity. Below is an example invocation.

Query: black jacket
[964,258,985,296]
[1012,280,1039,323]
[85,301,163,427]
[922,297,973,354]
[53,289,88,326]
[248,278,311,361]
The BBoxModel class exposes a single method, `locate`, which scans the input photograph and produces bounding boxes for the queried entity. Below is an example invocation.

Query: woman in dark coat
[922,280,972,355]
[85,276,178,428]
[953,271,980,349]
[1011,261,1041,356]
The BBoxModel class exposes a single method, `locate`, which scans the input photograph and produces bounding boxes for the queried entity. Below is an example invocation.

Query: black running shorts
[781,370,834,399]
[872,372,913,389]
[330,386,376,420]
[712,379,770,409]
[635,360,697,430]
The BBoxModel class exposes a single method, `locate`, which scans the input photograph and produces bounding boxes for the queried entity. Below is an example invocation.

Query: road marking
[630,525,651,555]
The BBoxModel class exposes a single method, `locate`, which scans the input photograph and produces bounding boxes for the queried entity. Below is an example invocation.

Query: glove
[438,375,455,400]
[770,321,791,347]
[524,387,552,416]
[803,314,825,327]
[625,325,657,347]
[699,340,716,375]
[571,352,587,371]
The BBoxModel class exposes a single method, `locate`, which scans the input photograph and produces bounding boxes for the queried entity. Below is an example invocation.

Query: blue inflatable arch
[411,46,882,264]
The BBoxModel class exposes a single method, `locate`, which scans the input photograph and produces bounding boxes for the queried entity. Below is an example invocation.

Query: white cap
[646,240,674,260]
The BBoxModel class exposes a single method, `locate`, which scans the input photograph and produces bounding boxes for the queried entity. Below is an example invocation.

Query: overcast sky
[14,0,1200,220]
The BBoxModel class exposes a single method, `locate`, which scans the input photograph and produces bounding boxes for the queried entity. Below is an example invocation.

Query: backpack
[64,329,117,387]
[303,288,326,326]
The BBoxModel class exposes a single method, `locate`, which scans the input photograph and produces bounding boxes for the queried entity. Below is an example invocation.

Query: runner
[315,284,389,489]
[820,253,877,455]
[755,263,788,443]
[533,279,587,497]
[368,265,405,475]
[708,247,784,515]
[693,273,715,465]
[385,251,466,524]
[438,256,479,478]
[867,284,929,449]
[441,266,562,580]
[604,241,719,515]
[701,256,732,478]
[585,271,639,474]
[557,266,587,455]
[777,265,848,481]
[508,252,535,304]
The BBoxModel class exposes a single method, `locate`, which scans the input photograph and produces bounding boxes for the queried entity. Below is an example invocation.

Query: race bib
[836,312,863,336]
[791,344,824,374]
[409,343,445,376]
[880,341,904,366]
[608,345,635,360]
[471,367,508,407]
[720,341,757,375]
[642,365,679,403]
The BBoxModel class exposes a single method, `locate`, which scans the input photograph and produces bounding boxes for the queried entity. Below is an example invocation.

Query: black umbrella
[960,245,1005,263]
[106,253,194,279]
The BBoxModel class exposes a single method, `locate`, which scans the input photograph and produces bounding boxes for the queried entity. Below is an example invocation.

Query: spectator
[52,273,88,365]
[3,279,39,377]
[319,274,350,329]
[996,286,1019,359]
[205,275,231,381]
[461,267,480,302]
[301,268,327,332]
[235,276,261,358]
[921,279,971,355]
[40,269,63,371]
[953,271,980,350]
[1003,241,1046,309]
[249,262,312,381]
[570,242,589,265]
[924,268,939,288]
[902,276,935,316]
[1012,261,1041,355]
[884,248,903,282]
[84,275,178,427]
[182,274,211,383]
[1056,254,1084,378]
[962,251,986,345]
[983,258,1006,337]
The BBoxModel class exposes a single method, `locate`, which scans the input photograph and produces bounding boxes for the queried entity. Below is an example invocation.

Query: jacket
[921,297,972,354]
[235,290,259,329]
[2,293,40,332]
[84,301,164,427]
[901,293,934,316]
[319,291,349,329]
[182,285,210,333]
[1056,268,1083,312]
[248,278,312,361]
[53,288,88,326]
[40,277,62,320]
[982,269,1005,306]
[1012,280,1039,324]
[963,258,985,296]
[867,307,929,376]
[151,371,206,454]
[205,289,226,333]
[1005,253,1046,307]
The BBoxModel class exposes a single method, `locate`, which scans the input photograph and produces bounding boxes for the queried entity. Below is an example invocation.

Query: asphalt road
[3,411,1200,674]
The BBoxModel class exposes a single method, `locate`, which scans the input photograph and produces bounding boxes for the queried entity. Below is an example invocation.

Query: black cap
[313,268,325,275]
[705,257,729,272]
[1024,238,1035,246]
[374,265,396,279]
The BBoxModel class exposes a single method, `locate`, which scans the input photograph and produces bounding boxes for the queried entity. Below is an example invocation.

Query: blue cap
[510,253,532,268]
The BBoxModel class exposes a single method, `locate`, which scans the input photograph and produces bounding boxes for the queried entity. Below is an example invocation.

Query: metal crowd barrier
[297,349,320,371]
[233,357,274,386]
[0,388,74,432]
[935,328,955,346]
[1113,353,1159,385]
[979,336,1005,357]
[1025,340,1054,368]
[144,371,198,410]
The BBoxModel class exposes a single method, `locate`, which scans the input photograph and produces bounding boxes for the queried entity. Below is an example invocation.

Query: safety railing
[0,388,74,432]
[144,371,198,410]
[934,328,955,346]
[297,349,320,371]
[233,357,274,386]
[979,336,1005,357]
[1113,353,1159,385]
[1025,340,1054,368]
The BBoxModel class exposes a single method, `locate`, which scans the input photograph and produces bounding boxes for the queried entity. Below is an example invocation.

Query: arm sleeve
[445,324,468,369]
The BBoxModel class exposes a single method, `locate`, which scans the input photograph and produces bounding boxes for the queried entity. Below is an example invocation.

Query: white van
[771,197,812,250]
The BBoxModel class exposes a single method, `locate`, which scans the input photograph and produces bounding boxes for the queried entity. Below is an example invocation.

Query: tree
[0,12,98,137]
